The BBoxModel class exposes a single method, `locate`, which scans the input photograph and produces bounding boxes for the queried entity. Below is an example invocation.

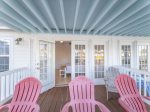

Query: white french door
[35,39,55,92]
[92,42,106,85]
[137,43,149,71]
[71,41,106,85]
[71,41,89,79]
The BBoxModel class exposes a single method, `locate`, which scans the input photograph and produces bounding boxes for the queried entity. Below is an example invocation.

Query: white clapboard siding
[13,38,31,69]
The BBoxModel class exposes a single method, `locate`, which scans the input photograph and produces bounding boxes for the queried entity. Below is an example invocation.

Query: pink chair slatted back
[69,76,94,101]
[9,77,42,112]
[62,76,111,112]
[115,74,139,96]
[115,74,147,112]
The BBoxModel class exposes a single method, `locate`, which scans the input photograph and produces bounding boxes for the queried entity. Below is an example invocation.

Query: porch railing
[111,66,150,104]
[0,67,31,104]
[111,66,150,97]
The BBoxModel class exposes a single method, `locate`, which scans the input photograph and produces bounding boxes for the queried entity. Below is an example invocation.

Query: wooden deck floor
[38,85,124,112]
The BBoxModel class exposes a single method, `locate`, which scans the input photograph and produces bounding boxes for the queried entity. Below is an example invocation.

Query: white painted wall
[0,35,31,70]
[55,41,71,69]
[13,38,30,69]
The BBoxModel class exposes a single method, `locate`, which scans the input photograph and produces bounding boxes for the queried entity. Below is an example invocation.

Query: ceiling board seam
[73,0,80,34]
[80,0,99,34]
[101,1,150,34]
[41,0,59,33]
[86,0,118,34]
[22,0,52,33]
[2,0,37,33]
[94,0,137,34]
[59,0,67,33]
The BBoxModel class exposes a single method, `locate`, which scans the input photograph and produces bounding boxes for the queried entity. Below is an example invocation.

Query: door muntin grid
[75,44,86,77]
[137,45,148,71]
[0,40,10,72]
[39,41,50,82]
[121,45,131,68]
[94,45,104,79]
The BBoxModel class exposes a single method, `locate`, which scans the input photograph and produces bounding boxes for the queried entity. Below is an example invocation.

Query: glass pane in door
[39,41,49,82]
[94,45,104,78]
[137,45,148,71]
[75,44,86,77]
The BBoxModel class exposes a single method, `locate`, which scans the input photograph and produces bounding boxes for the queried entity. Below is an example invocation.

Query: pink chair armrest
[0,104,10,111]
[61,102,71,112]
[119,98,136,112]
[94,101,111,112]
[143,96,150,100]
[142,96,150,105]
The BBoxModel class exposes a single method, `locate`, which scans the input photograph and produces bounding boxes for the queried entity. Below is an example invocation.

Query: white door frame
[34,38,55,93]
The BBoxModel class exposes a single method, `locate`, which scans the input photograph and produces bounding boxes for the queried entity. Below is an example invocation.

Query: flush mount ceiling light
[60,41,64,43]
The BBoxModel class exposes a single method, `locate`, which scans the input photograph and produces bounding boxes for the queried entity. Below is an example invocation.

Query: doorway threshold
[55,84,68,87]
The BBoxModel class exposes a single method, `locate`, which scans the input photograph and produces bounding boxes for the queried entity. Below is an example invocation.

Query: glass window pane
[0,40,10,72]
[121,45,131,68]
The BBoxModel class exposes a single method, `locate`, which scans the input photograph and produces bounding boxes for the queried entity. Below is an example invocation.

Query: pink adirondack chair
[61,76,110,112]
[0,77,42,112]
[115,74,149,112]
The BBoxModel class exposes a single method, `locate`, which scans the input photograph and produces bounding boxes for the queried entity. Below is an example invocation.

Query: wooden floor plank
[38,85,125,112]
[37,90,49,105]
[97,86,123,112]
[40,88,56,112]
[55,87,69,112]
[54,87,64,112]
[50,87,62,112]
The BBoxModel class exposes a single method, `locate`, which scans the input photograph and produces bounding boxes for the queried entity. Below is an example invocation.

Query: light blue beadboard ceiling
[0,0,150,36]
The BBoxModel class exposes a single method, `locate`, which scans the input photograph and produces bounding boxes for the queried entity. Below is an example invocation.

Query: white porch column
[132,41,137,69]
[107,38,120,67]
[107,39,112,67]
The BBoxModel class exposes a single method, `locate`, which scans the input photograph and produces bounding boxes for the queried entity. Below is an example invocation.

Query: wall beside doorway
[55,41,71,69]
